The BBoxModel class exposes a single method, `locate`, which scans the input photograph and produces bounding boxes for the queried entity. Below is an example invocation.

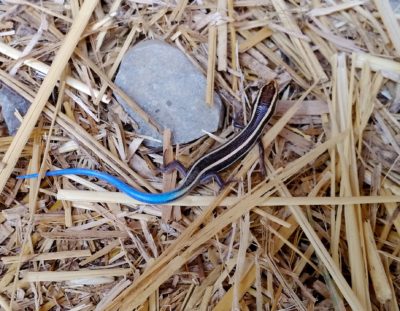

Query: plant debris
[0,0,399,310]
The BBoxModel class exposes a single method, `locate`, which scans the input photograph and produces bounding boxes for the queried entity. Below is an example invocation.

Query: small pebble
[114,40,223,147]
[390,0,400,12]
[0,84,30,135]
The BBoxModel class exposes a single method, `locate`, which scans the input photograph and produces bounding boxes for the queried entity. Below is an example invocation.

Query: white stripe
[184,93,277,190]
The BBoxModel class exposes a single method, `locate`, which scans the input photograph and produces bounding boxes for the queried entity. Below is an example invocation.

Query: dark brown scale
[259,82,278,105]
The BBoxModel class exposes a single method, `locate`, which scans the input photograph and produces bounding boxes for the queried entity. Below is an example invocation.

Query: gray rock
[0,84,30,135]
[390,0,400,12]
[114,40,223,146]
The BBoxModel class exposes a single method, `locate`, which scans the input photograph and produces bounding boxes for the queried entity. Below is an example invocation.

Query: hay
[0,0,399,310]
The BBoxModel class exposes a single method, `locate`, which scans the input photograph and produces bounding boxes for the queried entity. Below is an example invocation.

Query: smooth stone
[0,84,30,135]
[114,40,223,147]
[390,0,400,12]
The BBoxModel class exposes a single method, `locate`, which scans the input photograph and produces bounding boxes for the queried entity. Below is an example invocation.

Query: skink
[18,80,279,204]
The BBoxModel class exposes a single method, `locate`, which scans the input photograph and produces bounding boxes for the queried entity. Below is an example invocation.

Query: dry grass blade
[0,41,110,104]
[0,0,99,192]
[372,0,400,56]
[57,189,400,206]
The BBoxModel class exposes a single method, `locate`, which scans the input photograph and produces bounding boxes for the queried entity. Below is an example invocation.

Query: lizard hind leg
[200,172,225,189]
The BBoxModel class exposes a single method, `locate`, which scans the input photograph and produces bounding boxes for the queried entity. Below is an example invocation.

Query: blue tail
[18,168,184,204]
